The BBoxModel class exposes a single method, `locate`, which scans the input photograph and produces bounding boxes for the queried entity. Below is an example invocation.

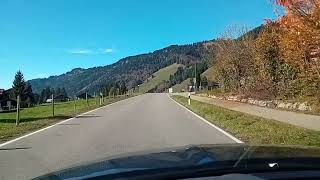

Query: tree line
[210,0,320,108]
[99,81,128,97]
[9,70,70,107]
[39,86,68,103]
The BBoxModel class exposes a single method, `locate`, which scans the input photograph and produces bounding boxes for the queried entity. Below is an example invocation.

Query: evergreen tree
[61,87,68,97]
[12,70,26,98]
[24,83,34,107]
[40,89,46,103]
[56,87,61,96]
[44,87,51,100]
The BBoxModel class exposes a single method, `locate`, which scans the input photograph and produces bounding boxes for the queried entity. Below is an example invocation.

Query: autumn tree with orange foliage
[212,26,256,93]
[209,0,320,109]
[274,0,320,99]
[276,0,320,74]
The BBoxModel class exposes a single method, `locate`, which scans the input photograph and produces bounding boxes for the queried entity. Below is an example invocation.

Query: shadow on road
[58,123,81,126]
[0,115,72,124]
[0,147,32,151]
[75,115,101,118]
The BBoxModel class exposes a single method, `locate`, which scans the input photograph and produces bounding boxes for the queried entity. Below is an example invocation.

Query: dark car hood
[34,144,320,180]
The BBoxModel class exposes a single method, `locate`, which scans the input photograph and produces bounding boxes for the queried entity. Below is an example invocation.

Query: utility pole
[52,94,55,117]
[101,92,104,104]
[94,92,97,106]
[74,96,77,117]
[194,62,197,92]
[86,93,88,108]
[16,95,20,126]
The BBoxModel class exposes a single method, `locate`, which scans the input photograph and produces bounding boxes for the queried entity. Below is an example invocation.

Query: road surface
[0,93,237,179]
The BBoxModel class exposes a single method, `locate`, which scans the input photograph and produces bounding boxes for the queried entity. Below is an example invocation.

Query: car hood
[34,144,320,180]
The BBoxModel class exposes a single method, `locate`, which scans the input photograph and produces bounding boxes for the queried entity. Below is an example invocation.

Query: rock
[257,100,267,107]
[277,103,286,109]
[266,101,274,108]
[298,102,309,111]
[284,103,293,109]
[227,96,238,101]
[248,99,255,104]
[292,103,299,109]
[241,99,247,103]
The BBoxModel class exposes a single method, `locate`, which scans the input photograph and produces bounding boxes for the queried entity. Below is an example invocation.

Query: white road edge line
[0,95,140,148]
[167,94,243,144]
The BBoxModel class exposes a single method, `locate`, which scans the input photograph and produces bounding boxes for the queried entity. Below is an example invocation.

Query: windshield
[1,0,320,179]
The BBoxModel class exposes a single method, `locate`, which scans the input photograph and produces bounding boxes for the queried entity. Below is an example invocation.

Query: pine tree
[56,87,61,96]
[24,83,34,107]
[61,87,68,98]
[12,70,26,98]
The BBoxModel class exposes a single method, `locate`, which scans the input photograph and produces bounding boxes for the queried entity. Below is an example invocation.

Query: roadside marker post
[74,96,77,117]
[52,94,55,117]
[86,93,89,109]
[99,92,103,106]
[188,92,191,106]
[16,95,20,126]
[94,92,97,106]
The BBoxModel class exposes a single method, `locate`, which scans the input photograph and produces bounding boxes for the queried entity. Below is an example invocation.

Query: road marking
[167,94,243,144]
[0,95,140,148]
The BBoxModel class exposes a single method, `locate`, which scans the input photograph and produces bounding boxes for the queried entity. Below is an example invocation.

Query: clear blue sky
[0,0,275,89]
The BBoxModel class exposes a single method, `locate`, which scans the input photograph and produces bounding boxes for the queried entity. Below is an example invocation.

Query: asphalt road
[0,93,237,180]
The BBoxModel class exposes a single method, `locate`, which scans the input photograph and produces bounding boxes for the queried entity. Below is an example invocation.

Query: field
[138,63,183,93]
[171,78,191,92]
[172,95,320,147]
[0,95,135,143]
[201,66,215,82]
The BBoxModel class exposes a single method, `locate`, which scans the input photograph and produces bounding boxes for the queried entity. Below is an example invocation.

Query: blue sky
[0,0,275,89]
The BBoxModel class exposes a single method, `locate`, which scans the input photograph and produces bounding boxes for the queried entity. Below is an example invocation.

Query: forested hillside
[28,41,216,96]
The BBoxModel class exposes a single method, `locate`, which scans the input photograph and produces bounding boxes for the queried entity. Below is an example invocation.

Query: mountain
[28,25,263,96]
[28,40,217,96]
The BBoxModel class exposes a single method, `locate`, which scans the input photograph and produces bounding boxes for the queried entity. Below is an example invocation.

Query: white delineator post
[188,92,191,105]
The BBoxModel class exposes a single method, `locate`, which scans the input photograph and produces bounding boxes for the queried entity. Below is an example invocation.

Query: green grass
[171,78,191,92]
[202,66,215,82]
[139,63,184,93]
[172,95,320,147]
[0,95,136,143]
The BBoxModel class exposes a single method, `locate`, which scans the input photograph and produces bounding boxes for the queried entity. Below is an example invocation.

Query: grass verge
[0,95,137,143]
[171,95,320,147]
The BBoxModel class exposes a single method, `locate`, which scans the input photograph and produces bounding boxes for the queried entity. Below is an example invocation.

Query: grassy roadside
[171,95,320,147]
[0,94,137,143]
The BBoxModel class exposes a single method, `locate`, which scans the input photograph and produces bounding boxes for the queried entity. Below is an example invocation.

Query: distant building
[54,94,70,102]
[0,98,17,111]
[76,93,93,99]
[0,89,17,111]
[46,99,53,103]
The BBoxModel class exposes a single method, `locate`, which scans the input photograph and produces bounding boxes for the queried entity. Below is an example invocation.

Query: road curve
[0,93,236,179]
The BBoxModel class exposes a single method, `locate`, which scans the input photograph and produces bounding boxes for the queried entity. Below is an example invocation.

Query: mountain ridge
[28,39,217,96]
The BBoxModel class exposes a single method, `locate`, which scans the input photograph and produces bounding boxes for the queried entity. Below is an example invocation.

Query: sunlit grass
[0,95,135,143]
[172,95,320,147]
[138,63,183,93]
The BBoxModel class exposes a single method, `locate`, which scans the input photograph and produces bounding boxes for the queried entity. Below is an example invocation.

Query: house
[0,89,4,96]
[54,94,70,102]
[0,89,17,111]
[76,93,93,99]
[0,98,17,111]
[46,98,53,103]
